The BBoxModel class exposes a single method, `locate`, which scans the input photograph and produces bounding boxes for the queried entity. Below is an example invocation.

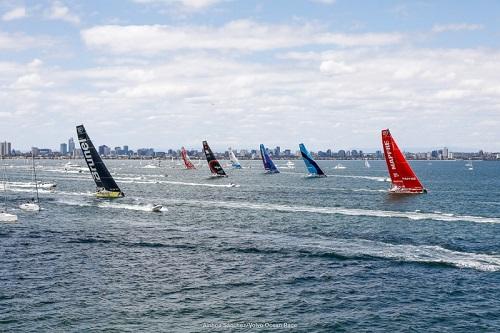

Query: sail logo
[79,139,101,182]
[384,140,396,170]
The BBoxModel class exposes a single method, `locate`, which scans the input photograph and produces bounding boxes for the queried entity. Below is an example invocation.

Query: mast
[32,152,39,203]
[76,125,123,195]
[382,129,425,193]
[1,156,6,210]
[202,141,227,176]
[299,143,326,177]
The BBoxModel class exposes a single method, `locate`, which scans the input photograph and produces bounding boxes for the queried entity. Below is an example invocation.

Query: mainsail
[259,144,279,173]
[202,141,227,177]
[299,143,326,177]
[181,147,196,169]
[382,129,426,193]
[228,148,242,169]
[76,125,124,197]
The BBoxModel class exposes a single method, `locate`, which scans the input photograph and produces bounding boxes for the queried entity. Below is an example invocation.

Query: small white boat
[334,163,347,169]
[64,162,81,168]
[151,204,162,212]
[285,161,295,169]
[364,159,371,168]
[142,164,157,169]
[39,182,57,189]
[466,161,473,170]
[0,211,17,222]
[19,202,40,212]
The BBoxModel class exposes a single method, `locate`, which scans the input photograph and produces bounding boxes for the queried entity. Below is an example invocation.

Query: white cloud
[4,46,500,151]
[81,20,404,55]
[0,31,52,50]
[432,23,484,33]
[2,7,27,21]
[132,0,222,10]
[46,1,80,25]
[320,60,355,74]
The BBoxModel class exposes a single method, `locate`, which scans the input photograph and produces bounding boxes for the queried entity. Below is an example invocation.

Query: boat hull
[306,174,327,178]
[0,212,18,222]
[389,187,427,194]
[96,191,124,198]
[19,203,40,211]
[151,205,162,212]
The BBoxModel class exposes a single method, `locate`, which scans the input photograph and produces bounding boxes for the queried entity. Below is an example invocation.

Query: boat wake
[330,175,390,182]
[167,199,500,224]
[98,202,168,212]
[56,199,167,212]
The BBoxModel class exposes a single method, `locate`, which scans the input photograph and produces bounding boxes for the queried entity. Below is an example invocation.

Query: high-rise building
[443,147,449,160]
[68,137,75,154]
[123,145,129,155]
[0,141,11,156]
[31,147,39,157]
[98,145,111,156]
[60,143,68,155]
[274,146,281,157]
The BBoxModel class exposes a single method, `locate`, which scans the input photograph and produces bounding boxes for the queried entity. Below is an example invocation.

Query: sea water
[1,159,499,331]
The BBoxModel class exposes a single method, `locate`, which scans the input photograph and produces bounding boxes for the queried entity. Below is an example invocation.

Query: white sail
[364,159,371,168]
[228,148,242,169]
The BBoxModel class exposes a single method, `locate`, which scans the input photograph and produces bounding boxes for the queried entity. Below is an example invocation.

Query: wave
[168,199,500,224]
[97,202,168,212]
[157,180,237,188]
[219,233,500,272]
[330,175,390,182]
[0,186,54,194]
[56,199,167,212]
[302,238,500,272]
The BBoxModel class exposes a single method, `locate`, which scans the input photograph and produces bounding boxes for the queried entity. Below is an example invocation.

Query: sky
[1,0,500,152]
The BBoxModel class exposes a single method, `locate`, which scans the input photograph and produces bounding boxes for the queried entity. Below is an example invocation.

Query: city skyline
[2,136,498,161]
[1,1,500,149]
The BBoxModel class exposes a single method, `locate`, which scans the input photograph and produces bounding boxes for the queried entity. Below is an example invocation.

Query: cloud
[2,7,27,21]
[81,20,404,55]
[4,45,500,151]
[46,1,80,25]
[0,31,53,50]
[432,23,484,33]
[132,0,223,10]
[320,60,355,74]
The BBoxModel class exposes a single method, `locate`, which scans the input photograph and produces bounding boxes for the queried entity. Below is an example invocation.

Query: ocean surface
[1,159,499,332]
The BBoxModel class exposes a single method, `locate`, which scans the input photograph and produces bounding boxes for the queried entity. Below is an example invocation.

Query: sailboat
[382,129,426,193]
[0,158,17,222]
[19,152,40,212]
[181,147,196,169]
[202,141,227,177]
[77,125,124,198]
[260,144,280,174]
[364,158,371,168]
[228,148,242,169]
[465,161,474,170]
[299,143,326,177]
